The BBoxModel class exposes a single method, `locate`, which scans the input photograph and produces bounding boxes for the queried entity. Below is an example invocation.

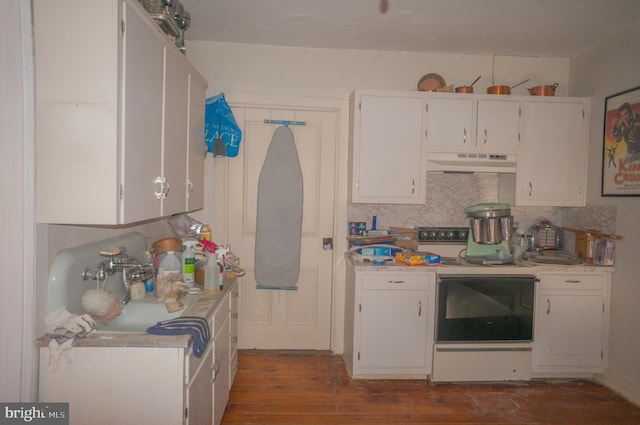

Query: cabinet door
[517,100,587,206]
[121,1,164,223]
[425,97,474,148]
[351,93,425,203]
[534,292,604,370]
[358,290,429,369]
[213,316,231,425]
[186,346,213,425]
[162,47,190,216]
[477,99,520,150]
[229,284,239,384]
[186,74,207,212]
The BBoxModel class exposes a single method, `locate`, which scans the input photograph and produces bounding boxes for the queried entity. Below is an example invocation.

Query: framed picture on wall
[602,85,640,196]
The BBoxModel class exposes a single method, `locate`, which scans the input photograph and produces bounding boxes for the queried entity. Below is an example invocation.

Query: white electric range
[415,226,535,274]
[415,226,536,382]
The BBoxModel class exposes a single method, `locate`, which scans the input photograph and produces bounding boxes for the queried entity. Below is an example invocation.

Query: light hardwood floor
[222,351,640,425]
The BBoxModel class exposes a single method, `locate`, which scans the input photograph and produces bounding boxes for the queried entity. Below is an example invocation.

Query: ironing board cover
[254,126,303,289]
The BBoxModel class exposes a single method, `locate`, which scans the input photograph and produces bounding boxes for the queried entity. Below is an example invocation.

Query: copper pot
[486,85,511,95]
[487,78,530,95]
[455,86,473,93]
[151,237,183,255]
[528,83,559,96]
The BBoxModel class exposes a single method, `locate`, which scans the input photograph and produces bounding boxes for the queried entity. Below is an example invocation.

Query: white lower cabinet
[532,272,610,375]
[38,281,237,425]
[344,264,435,378]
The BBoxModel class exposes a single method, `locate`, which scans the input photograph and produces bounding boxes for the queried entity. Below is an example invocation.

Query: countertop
[346,253,613,275]
[37,280,236,349]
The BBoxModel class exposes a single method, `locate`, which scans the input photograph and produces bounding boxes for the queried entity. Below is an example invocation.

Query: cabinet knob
[187,179,194,197]
[154,177,164,199]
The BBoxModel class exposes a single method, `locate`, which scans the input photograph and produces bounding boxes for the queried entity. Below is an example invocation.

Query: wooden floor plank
[222,351,640,425]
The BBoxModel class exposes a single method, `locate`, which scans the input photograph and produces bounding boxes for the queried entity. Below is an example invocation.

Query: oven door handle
[436,346,532,352]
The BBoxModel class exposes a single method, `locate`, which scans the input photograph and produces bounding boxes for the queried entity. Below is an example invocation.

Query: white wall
[186,41,570,99]
[571,29,640,405]
[184,40,572,354]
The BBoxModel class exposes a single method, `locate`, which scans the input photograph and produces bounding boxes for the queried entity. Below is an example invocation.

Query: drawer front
[539,274,606,291]
[361,272,431,290]
[213,292,230,337]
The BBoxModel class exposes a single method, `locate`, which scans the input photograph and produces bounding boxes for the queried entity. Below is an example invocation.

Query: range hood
[426,152,516,173]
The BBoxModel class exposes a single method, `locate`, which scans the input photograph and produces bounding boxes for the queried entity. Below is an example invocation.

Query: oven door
[436,275,535,343]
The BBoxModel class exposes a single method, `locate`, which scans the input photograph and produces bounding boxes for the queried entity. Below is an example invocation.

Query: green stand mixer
[463,203,514,265]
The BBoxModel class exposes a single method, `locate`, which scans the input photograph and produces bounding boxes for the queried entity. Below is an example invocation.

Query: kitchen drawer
[361,273,430,291]
[538,273,606,291]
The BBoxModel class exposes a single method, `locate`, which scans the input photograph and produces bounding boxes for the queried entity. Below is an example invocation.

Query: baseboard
[595,368,640,408]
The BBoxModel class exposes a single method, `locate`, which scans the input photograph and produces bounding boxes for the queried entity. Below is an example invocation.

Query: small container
[200,224,211,241]
[130,281,146,300]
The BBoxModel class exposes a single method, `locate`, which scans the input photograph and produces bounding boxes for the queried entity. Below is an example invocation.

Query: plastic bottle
[158,250,181,278]
[200,224,211,242]
[143,251,155,292]
[182,240,199,287]
[204,252,220,295]
[215,246,230,290]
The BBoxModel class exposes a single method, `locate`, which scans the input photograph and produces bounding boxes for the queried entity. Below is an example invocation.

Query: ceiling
[180,0,640,58]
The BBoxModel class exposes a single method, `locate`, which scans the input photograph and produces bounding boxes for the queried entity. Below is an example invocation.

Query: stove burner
[416,226,469,243]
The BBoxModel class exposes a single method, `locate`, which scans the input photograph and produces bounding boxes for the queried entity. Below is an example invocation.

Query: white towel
[255,126,303,289]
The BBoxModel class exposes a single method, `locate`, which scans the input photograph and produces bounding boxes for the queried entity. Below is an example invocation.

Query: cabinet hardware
[483,129,487,144]
[184,407,188,419]
[232,336,238,343]
[418,300,422,317]
[411,179,415,195]
[211,357,220,384]
[564,279,580,283]
[231,312,238,319]
[546,298,551,315]
[154,176,164,199]
[187,180,194,197]
[528,181,533,197]
[463,128,467,144]
[387,280,405,284]
[119,184,124,200]
[359,304,361,312]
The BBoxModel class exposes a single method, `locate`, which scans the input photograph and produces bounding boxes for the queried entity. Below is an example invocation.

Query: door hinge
[358,101,361,111]
[603,303,605,312]
[519,107,522,117]
[359,304,361,312]
[357,352,360,361]
[601,350,604,360]
[119,184,124,200]
[425,104,429,112]
[184,407,188,419]
[121,19,125,35]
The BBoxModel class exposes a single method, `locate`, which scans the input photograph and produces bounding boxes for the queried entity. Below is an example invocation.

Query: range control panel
[416,227,469,243]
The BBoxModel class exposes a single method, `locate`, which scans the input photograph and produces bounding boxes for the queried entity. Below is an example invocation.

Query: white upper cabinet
[516,99,589,206]
[349,90,426,204]
[33,0,207,225]
[424,94,521,153]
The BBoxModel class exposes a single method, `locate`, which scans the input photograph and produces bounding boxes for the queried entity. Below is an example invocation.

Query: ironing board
[254,126,303,289]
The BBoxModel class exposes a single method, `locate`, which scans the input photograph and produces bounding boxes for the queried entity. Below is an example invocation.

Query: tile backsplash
[347,173,616,239]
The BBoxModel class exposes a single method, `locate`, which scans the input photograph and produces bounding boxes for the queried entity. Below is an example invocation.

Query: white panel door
[226,102,337,350]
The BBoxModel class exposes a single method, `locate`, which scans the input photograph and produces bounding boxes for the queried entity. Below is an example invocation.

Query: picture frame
[602,85,640,196]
